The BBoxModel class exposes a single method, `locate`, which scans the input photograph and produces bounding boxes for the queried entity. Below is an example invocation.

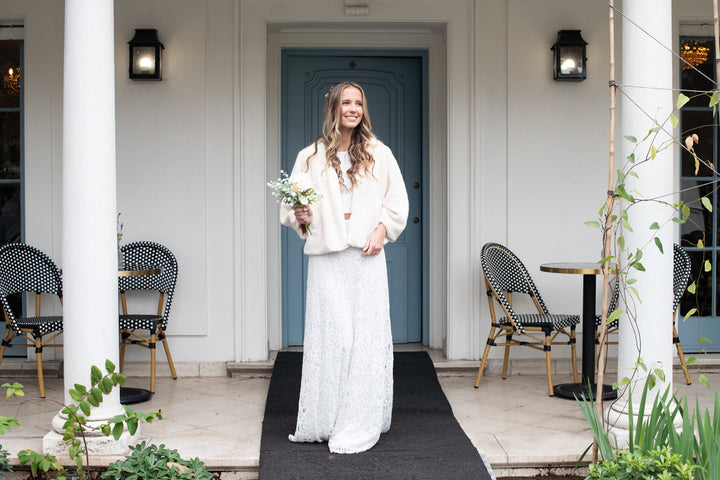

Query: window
[678,36,720,353]
[0,36,22,244]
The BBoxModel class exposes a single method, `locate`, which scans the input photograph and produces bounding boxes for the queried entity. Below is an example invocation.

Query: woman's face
[338,86,363,132]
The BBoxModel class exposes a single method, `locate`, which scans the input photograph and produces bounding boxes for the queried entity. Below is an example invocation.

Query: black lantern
[551,30,587,81]
[128,29,164,80]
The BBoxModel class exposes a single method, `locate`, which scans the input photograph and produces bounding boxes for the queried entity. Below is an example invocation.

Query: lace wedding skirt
[289,247,393,454]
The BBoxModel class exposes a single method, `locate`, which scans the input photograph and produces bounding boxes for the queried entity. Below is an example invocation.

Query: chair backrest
[673,244,692,315]
[0,243,63,333]
[119,241,178,328]
[481,243,548,332]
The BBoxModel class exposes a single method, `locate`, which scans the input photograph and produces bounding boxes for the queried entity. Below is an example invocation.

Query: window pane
[0,111,20,179]
[681,109,715,177]
[0,40,20,109]
[681,39,715,107]
[681,179,714,246]
[0,183,20,243]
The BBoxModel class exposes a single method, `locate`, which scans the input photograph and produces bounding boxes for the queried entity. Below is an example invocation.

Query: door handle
[413,217,420,224]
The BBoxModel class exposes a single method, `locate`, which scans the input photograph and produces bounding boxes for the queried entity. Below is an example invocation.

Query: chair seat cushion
[498,313,579,331]
[120,314,163,331]
[16,316,63,336]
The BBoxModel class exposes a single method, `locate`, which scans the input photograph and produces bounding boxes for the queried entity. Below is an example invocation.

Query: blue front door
[281,49,425,346]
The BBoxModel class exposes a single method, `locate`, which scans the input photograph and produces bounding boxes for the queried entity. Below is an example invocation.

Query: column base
[43,412,142,458]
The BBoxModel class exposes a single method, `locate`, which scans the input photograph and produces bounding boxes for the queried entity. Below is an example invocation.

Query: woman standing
[280,81,409,454]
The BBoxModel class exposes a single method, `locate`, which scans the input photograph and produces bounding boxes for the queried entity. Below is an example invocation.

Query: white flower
[290,173,313,193]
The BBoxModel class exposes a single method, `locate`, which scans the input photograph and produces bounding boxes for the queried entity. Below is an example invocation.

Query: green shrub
[0,445,12,478]
[586,446,697,480]
[102,441,213,480]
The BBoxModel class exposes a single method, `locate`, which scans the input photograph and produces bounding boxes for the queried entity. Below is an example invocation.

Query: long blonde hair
[309,81,376,189]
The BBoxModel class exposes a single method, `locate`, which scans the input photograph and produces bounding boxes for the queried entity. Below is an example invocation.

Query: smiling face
[338,86,364,133]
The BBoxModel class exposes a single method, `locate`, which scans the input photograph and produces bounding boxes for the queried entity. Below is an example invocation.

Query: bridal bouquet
[268,171,322,235]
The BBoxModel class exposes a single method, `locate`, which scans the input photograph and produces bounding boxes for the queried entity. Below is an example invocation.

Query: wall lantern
[128,29,164,80]
[551,30,587,81]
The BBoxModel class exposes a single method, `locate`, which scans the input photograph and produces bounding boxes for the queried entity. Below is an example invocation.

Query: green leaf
[630,286,641,303]
[79,401,91,416]
[622,217,633,232]
[686,356,697,365]
[682,204,691,221]
[669,113,679,128]
[101,377,114,394]
[90,365,102,385]
[699,374,711,388]
[677,93,690,109]
[702,196,713,212]
[617,169,625,183]
[69,389,83,402]
[648,374,656,390]
[688,281,697,294]
[654,237,664,253]
[584,220,600,228]
[105,359,116,373]
[649,222,660,230]
[624,135,638,143]
[607,309,622,324]
[705,259,712,272]
[112,423,124,440]
[699,337,711,343]
[618,236,625,251]
[710,91,719,109]
[627,152,636,163]
[698,238,705,248]
[626,278,637,285]
[650,145,658,159]
[683,307,697,320]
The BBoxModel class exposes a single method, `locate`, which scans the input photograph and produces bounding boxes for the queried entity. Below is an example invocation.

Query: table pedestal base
[120,387,152,404]
[554,382,617,400]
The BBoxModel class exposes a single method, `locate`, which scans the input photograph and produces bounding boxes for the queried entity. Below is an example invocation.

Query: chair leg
[545,335,554,397]
[0,326,14,368]
[159,331,177,380]
[502,333,512,379]
[474,332,494,388]
[35,338,45,399]
[150,333,157,394]
[119,337,126,374]
[673,324,692,385]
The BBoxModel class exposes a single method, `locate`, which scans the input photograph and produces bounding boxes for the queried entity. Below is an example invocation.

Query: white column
[609,0,674,436]
[44,0,139,456]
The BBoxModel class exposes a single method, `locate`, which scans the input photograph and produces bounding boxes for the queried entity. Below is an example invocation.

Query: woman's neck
[338,128,352,152]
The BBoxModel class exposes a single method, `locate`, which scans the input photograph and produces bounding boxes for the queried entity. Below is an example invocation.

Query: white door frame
[236,0,497,361]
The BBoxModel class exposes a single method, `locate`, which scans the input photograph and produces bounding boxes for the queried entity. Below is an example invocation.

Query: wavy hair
[309,81,376,189]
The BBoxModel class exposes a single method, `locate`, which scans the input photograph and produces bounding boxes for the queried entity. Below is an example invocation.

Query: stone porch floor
[0,350,717,479]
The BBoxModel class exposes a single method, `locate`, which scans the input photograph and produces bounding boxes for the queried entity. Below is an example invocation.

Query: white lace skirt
[289,247,393,454]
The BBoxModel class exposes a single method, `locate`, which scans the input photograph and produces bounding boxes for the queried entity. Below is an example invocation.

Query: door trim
[266,26,447,353]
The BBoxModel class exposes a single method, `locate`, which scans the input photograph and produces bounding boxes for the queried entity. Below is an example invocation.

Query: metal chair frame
[475,243,579,396]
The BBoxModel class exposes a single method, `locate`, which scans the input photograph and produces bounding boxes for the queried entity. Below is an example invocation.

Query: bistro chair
[594,244,693,385]
[673,244,693,385]
[0,243,63,398]
[475,242,579,396]
[118,241,178,393]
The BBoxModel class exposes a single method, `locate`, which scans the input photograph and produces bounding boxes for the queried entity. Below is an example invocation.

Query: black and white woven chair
[0,243,63,398]
[475,242,579,396]
[118,241,178,393]
[673,244,692,385]
[593,244,693,385]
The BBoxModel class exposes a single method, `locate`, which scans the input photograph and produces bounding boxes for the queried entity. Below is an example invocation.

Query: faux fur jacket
[280,139,409,255]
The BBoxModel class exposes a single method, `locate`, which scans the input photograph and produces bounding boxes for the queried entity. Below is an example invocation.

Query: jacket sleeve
[279,151,309,240]
[378,149,409,243]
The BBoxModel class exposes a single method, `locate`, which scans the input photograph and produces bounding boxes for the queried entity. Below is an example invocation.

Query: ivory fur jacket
[280,140,409,255]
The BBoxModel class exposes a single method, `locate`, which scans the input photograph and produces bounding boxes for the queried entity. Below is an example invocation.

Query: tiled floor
[0,354,717,479]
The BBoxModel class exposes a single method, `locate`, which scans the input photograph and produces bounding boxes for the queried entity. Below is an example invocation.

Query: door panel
[281,50,424,345]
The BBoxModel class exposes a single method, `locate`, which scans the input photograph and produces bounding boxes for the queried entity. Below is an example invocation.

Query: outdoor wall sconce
[551,30,587,81]
[128,29,164,80]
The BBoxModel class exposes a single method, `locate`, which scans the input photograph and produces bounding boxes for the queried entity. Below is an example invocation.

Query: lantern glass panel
[559,47,583,75]
[132,46,156,75]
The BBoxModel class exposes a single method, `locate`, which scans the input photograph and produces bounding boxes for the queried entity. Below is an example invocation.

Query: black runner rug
[259,351,494,480]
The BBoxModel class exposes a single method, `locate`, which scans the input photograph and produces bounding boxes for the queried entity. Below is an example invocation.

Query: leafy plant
[586,446,697,480]
[102,441,213,480]
[0,445,12,478]
[3,360,163,480]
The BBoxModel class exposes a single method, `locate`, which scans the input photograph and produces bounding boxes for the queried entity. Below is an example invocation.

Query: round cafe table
[540,262,617,400]
[118,266,161,405]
